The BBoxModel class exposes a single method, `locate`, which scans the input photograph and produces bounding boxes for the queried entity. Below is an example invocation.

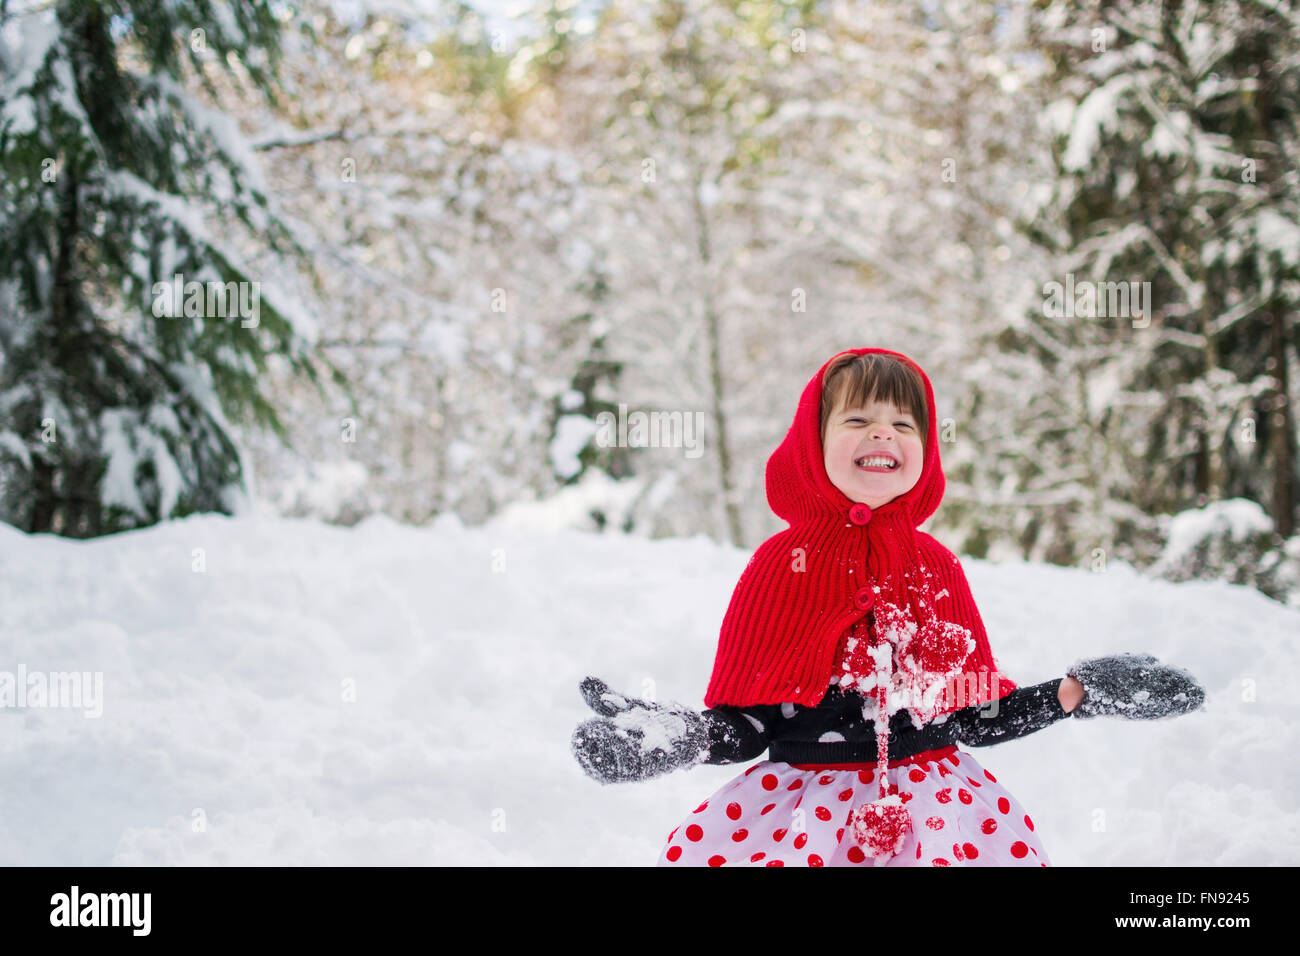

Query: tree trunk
[1254,45,1297,538]
[1270,300,1296,537]
[30,165,83,534]
[692,172,742,548]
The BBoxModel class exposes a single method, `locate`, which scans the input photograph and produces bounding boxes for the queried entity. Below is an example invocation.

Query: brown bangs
[820,353,928,447]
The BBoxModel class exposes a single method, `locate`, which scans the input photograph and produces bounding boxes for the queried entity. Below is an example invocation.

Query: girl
[572,347,1204,866]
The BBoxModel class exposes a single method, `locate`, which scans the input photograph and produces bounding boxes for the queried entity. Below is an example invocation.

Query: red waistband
[788,745,959,772]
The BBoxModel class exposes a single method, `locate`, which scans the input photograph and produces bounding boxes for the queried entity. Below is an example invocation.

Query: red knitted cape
[703,347,1017,716]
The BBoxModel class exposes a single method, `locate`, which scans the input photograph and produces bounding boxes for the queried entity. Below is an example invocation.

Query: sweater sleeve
[946,679,1073,747]
[699,704,785,764]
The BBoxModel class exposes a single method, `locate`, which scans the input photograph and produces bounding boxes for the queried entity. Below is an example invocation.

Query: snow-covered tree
[1023,0,1300,566]
[0,0,327,537]
[228,1,613,526]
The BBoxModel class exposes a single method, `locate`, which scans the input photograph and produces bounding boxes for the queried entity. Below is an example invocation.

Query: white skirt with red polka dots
[657,745,1050,867]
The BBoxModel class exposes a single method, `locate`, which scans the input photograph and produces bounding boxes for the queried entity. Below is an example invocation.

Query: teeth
[856,456,897,469]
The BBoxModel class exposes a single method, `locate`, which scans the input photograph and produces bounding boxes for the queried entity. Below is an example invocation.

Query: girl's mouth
[854,455,899,473]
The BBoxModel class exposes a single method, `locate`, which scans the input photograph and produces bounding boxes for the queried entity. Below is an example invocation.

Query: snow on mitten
[1066,653,1206,720]
[571,677,710,785]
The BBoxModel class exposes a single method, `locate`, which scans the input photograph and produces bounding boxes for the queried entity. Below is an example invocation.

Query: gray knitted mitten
[571,677,712,785]
[1066,653,1206,720]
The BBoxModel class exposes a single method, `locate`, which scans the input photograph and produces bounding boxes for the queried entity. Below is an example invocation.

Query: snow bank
[0,512,1294,865]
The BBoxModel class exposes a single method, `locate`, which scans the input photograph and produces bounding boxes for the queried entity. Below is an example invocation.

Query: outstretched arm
[948,678,1080,747]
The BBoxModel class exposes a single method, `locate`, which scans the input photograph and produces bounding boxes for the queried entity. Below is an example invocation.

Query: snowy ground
[0,504,1296,866]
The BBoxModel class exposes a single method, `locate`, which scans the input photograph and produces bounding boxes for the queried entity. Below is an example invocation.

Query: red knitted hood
[765,348,946,529]
[704,347,1015,716]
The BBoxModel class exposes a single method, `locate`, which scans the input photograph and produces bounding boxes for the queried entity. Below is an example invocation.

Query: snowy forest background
[5,0,1300,604]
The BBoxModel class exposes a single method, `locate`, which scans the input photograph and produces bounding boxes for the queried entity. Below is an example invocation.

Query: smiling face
[822,397,925,508]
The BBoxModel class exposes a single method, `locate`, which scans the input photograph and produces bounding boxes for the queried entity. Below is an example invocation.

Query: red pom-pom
[914,619,970,674]
[847,796,912,859]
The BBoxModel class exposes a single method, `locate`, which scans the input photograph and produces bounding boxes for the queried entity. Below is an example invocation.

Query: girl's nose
[868,422,894,439]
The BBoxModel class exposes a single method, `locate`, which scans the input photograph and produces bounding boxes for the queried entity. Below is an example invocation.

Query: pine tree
[1026,0,1300,563]
[0,0,329,537]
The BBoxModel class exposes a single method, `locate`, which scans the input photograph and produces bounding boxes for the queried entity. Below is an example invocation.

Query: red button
[848,503,872,525]
[854,587,875,610]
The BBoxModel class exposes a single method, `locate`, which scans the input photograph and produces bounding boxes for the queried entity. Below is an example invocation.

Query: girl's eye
[845,418,912,428]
